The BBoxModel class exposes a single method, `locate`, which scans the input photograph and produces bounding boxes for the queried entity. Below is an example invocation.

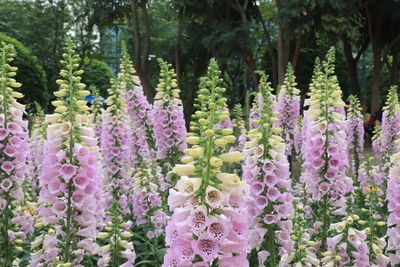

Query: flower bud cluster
[346,95,364,178]
[242,72,294,266]
[32,40,104,266]
[163,59,250,266]
[0,42,30,266]
[153,59,187,165]
[276,63,300,156]
[120,49,154,165]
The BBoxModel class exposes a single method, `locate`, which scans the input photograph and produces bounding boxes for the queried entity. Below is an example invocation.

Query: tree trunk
[130,0,153,101]
[130,0,141,73]
[254,4,277,87]
[175,8,183,89]
[371,52,383,114]
[366,3,384,114]
[277,27,290,85]
[390,47,399,85]
[342,36,361,98]
[291,36,301,72]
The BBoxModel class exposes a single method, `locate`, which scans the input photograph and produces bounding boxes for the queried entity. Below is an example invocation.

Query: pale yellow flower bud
[11,82,22,88]
[52,100,64,107]
[216,173,240,186]
[11,91,23,98]
[221,135,236,143]
[204,129,214,136]
[120,231,133,238]
[186,136,200,145]
[172,164,195,176]
[79,90,90,97]
[214,138,228,146]
[119,240,134,250]
[54,89,67,97]
[97,232,110,239]
[219,152,243,162]
[181,156,194,164]
[55,106,68,113]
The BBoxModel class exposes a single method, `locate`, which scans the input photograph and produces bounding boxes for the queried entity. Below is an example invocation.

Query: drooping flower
[346,95,364,179]
[120,48,154,166]
[0,42,31,266]
[387,135,400,265]
[242,72,294,266]
[31,40,104,266]
[101,77,133,214]
[28,102,47,198]
[380,85,400,172]
[99,67,137,266]
[129,162,167,263]
[372,125,382,158]
[153,59,187,173]
[89,85,104,141]
[293,116,303,160]
[300,49,354,250]
[163,59,250,266]
[276,63,300,157]
[230,104,247,153]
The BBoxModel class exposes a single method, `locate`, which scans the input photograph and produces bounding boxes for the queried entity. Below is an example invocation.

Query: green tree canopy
[0,33,48,107]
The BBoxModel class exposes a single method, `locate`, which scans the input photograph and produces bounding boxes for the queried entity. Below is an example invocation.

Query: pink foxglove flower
[301,50,353,249]
[131,162,167,236]
[380,85,400,172]
[31,41,104,266]
[120,49,154,166]
[163,59,250,266]
[99,72,137,266]
[0,43,31,266]
[243,73,294,266]
[153,59,187,166]
[276,63,300,156]
[28,103,47,198]
[89,86,104,141]
[346,95,364,179]
[293,116,303,160]
[101,78,133,214]
[387,135,400,265]
[231,104,247,153]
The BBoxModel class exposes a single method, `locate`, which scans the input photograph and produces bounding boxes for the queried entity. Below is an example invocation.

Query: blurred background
[1,0,399,120]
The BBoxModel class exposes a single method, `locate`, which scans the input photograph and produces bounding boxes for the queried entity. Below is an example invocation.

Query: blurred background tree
[0,0,399,116]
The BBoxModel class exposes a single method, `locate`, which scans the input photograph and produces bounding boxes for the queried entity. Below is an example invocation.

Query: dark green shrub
[82,58,115,97]
[0,33,48,107]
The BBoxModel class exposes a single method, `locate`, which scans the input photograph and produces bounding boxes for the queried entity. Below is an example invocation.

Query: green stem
[0,46,14,266]
[63,50,77,263]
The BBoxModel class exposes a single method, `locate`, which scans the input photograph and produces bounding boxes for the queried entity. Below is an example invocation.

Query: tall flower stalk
[276,63,300,157]
[231,104,246,152]
[301,48,353,251]
[293,116,303,160]
[90,85,103,141]
[102,78,133,214]
[0,42,30,266]
[99,75,136,266]
[131,162,167,265]
[28,102,47,197]
[163,59,250,266]
[243,73,294,266]
[357,157,388,266]
[120,49,154,165]
[153,59,187,170]
[380,85,400,173]
[387,135,400,265]
[346,95,364,180]
[31,40,104,266]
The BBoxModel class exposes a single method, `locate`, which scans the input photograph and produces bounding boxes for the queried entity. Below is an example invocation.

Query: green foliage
[82,58,115,97]
[0,33,48,107]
